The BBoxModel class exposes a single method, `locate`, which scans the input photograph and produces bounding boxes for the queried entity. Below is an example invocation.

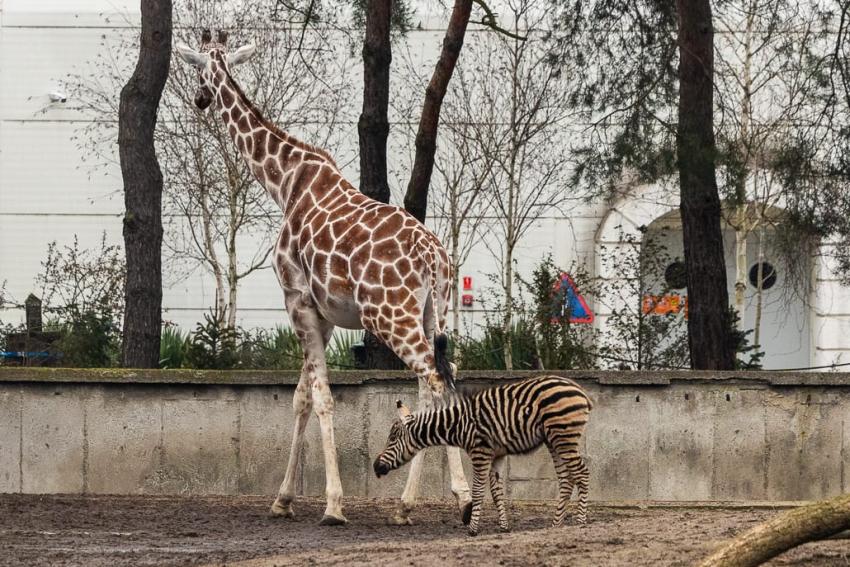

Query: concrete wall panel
[20,386,85,493]
[85,388,162,494]
[0,387,21,492]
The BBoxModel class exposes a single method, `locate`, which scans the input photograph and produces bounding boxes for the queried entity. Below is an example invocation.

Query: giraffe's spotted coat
[177,35,469,525]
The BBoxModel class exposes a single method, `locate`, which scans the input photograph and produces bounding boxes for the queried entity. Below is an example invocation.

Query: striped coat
[373,375,592,536]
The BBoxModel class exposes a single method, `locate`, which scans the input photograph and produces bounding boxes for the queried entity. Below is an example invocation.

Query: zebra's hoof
[461,502,473,525]
[319,514,348,526]
[467,527,479,537]
[499,525,511,533]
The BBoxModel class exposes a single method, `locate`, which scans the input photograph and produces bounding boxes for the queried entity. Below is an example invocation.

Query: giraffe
[176,31,471,526]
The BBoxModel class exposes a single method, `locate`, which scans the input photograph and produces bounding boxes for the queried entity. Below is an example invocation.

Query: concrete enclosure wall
[1,369,849,502]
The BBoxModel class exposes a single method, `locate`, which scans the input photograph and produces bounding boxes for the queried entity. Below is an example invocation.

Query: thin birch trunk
[226,179,238,329]
[199,184,226,322]
[734,206,749,331]
[753,212,766,348]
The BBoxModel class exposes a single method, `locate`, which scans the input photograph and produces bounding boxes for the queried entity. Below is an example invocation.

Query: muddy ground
[0,495,848,566]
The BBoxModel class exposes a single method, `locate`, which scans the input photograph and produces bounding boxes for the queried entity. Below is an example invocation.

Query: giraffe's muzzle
[194,90,213,110]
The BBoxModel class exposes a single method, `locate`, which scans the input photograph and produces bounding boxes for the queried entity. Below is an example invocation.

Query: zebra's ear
[396,400,412,420]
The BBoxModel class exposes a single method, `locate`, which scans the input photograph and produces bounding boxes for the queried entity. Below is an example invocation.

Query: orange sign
[642,294,688,317]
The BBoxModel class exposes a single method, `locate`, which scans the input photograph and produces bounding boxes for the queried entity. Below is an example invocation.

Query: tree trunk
[357,0,404,369]
[119,0,172,368]
[451,226,461,339]
[698,493,850,567]
[403,0,473,223]
[503,244,514,371]
[358,0,392,204]
[199,184,227,322]
[733,206,748,331]
[753,218,765,348]
[675,0,735,370]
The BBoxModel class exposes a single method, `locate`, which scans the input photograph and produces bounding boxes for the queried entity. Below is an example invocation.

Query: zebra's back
[470,375,592,456]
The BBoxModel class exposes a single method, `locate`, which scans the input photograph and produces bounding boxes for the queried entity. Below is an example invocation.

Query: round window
[748,262,777,290]
[664,261,688,290]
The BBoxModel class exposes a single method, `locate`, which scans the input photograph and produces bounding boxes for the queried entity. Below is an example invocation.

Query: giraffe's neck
[207,54,326,211]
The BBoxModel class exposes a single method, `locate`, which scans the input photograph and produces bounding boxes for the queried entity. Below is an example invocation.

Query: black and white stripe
[373,375,592,535]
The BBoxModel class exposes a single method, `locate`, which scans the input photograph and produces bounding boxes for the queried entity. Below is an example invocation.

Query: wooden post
[24,294,43,334]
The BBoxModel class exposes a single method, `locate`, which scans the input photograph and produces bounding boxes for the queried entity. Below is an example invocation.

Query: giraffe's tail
[434,333,456,393]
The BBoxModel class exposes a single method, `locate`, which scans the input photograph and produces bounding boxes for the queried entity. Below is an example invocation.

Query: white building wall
[1,1,848,368]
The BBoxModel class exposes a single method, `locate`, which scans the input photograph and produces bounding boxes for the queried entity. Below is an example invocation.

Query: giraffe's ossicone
[176,30,471,526]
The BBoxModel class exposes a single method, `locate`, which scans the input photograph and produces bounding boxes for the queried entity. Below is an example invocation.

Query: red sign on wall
[461,294,474,307]
[642,294,688,318]
[462,276,472,290]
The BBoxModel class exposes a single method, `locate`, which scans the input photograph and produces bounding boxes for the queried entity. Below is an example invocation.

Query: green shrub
[326,330,358,369]
[52,309,121,367]
[185,311,241,370]
[160,326,188,369]
[245,325,303,370]
[454,320,538,370]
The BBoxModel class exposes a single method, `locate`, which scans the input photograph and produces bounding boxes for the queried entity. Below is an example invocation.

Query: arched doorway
[594,184,811,369]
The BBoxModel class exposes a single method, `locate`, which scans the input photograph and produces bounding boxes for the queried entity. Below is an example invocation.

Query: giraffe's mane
[217,52,338,169]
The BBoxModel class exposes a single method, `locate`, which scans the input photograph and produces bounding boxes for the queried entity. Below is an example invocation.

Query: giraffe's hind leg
[393,378,431,525]
[362,308,470,525]
[421,297,472,521]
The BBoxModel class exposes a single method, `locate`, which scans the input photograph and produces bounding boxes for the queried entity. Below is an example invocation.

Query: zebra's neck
[409,398,474,449]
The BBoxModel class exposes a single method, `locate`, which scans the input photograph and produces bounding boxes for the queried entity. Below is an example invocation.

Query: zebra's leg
[467,450,492,536]
[546,443,574,527]
[488,457,509,532]
[393,379,433,525]
[569,455,590,525]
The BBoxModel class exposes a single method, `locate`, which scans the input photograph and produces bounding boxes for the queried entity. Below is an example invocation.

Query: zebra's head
[373,400,416,477]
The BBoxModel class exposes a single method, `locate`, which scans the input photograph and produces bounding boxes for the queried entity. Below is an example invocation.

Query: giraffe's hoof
[389,511,414,526]
[319,514,348,526]
[461,501,473,525]
[270,500,295,519]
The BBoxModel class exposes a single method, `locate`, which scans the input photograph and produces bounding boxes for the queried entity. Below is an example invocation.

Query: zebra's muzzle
[373,459,390,478]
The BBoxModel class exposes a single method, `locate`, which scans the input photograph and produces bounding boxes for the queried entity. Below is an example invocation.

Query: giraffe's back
[277,171,451,334]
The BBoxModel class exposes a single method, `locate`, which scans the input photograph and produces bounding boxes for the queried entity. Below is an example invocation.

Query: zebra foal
[373,375,592,536]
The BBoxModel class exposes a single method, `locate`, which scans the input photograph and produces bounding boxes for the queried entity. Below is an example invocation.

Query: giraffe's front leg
[270,370,312,518]
[275,290,345,524]
[312,376,347,525]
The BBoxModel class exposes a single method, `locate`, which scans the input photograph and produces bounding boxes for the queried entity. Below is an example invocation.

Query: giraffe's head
[175,29,256,111]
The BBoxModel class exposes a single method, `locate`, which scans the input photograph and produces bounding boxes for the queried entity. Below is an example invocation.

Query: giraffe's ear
[176,43,208,68]
[396,400,412,421]
[227,43,256,67]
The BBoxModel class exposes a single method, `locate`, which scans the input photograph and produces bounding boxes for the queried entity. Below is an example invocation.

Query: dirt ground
[1,495,848,567]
